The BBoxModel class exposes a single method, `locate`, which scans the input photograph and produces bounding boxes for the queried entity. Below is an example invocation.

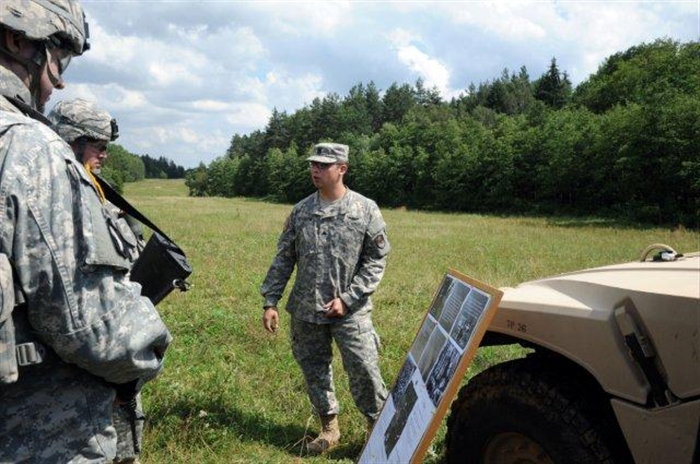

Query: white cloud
[148,60,202,87]
[388,28,455,99]
[53,83,148,115]
[190,100,232,112]
[252,1,353,36]
[224,102,272,129]
[64,0,697,169]
[439,1,549,40]
[264,71,326,110]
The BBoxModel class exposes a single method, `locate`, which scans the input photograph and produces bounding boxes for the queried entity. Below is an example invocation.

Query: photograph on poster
[437,277,470,333]
[410,316,436,365]
[384,371,418,457]
[450,288,490,349]
[429,275,454,320]
[393,359,418,402]
[425,341,461,407]
[358,272,501,464]
[417,325,448,381]
[360,360,437,464]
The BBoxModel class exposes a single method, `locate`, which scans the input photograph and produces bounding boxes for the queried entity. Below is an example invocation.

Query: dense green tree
[573,39,700,113]
[414,78,443,106]
[189,39,699,228]
[381,82,416,124]
[263,108,291,153]
[264,144,313,202]
[185,163,209,197]
[534,58,572,109]
[100,166,125,193]
[141,154,185,179]
[340,83,374,135]
[104,143,145,182]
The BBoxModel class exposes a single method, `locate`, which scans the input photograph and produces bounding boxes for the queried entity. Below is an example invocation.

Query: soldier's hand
[323,298,347,318]
[263,307,279,333]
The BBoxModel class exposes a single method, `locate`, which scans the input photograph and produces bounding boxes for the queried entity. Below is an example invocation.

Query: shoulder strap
[5,96,53,126]
[93,175,173,242]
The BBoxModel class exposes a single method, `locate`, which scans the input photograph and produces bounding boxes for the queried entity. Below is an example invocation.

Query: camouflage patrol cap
[0,0,90,55]
[48,98,119,143]
[307,143,349,164]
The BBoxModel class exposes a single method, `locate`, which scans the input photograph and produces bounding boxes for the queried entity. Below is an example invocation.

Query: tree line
[185,39,699,227]
[102,147,186,193]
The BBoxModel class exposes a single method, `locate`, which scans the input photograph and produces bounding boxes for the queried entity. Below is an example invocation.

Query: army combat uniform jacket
[261,188,390,324]
[0,67,171,462]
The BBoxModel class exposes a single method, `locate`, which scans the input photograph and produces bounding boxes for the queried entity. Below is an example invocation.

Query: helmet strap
[44,46,63,88]
[75,138,88,163]
[0,40,49,111]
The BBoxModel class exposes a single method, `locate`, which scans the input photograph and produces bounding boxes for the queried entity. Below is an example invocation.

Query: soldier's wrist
[263,305,278,311]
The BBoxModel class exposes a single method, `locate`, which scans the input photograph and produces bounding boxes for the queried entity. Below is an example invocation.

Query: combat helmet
[0,0,90,110]
[0,0,90,56]
[48,98,119,143]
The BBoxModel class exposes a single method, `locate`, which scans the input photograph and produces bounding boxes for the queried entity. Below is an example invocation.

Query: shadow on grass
[147,395,366,461]
[544,216,659,230]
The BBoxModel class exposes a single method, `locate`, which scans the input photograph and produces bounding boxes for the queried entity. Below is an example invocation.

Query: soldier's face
[310,162,346,190]
[2,32,64,113]
[81,140,109,171]
[37,46,69,113]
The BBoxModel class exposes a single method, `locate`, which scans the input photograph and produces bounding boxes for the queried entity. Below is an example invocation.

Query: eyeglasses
[45,37,74,75]
[309,161,337,170]
[86,141,108,154]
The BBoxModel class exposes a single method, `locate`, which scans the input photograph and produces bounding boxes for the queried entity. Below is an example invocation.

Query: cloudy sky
[55,0,699,169]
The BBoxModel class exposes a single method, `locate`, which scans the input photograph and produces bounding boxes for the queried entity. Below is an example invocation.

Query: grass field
[125,179,699,464]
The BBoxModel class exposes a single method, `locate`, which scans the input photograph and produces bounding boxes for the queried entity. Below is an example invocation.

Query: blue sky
[55,0,699,168]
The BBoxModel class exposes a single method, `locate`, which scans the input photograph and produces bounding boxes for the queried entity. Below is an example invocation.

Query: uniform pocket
[297,222,317,257]
[358,317,383,352]
[69,163,131,271]
[330,214,365,261]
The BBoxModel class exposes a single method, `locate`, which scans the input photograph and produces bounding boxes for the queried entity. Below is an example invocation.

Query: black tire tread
[445,356,631,464]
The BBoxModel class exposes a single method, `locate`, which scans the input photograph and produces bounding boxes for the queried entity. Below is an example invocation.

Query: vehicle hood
[499,252,699,311]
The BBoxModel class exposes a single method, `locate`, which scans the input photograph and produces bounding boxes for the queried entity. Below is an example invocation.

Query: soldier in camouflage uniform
[49,98,145,261]
[0,1,172,462]
[261,142,390,454]
[48,98,146,463]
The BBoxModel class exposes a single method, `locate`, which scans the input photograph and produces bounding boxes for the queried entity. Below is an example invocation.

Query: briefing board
[358,270,502,464]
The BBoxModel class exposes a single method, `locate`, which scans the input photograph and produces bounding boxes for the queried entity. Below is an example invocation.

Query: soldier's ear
[3,30,22,54]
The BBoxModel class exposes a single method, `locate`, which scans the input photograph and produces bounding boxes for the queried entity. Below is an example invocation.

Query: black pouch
[130,232,191,305]
[94,176,192,305]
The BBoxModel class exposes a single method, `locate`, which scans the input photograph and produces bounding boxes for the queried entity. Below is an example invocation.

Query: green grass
[125,179,699,463]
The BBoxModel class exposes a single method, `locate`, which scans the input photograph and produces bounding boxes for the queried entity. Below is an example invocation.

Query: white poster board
[358,270,502,464]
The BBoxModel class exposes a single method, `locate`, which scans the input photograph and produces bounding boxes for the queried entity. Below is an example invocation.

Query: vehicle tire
[445,356,631,464]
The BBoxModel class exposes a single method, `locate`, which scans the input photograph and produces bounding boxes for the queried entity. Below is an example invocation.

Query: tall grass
[125,179,699,463]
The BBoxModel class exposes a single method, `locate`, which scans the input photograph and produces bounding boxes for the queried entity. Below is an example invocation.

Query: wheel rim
[482,432,555,464]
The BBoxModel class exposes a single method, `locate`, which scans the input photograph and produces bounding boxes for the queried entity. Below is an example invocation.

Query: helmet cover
[48,98,119,143]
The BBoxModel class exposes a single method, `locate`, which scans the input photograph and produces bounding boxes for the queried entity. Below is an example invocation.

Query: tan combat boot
[307,414,340,454]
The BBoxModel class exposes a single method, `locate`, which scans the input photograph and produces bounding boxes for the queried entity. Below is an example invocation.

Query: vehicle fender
[489,284,651,404]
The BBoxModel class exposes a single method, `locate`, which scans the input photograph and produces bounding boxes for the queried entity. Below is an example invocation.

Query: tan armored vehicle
[446,244,699,464]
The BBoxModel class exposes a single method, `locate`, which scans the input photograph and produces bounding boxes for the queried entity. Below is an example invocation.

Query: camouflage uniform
[0,9,171,463]
[48,98,146,463]
[261,187,390,419]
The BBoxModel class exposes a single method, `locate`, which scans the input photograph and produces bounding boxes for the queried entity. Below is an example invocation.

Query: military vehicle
[445,243,699,464]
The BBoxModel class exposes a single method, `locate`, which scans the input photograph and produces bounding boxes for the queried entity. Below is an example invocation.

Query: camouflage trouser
[290,315,388,420]
[0,360,117,463]
[113,393,144,463]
